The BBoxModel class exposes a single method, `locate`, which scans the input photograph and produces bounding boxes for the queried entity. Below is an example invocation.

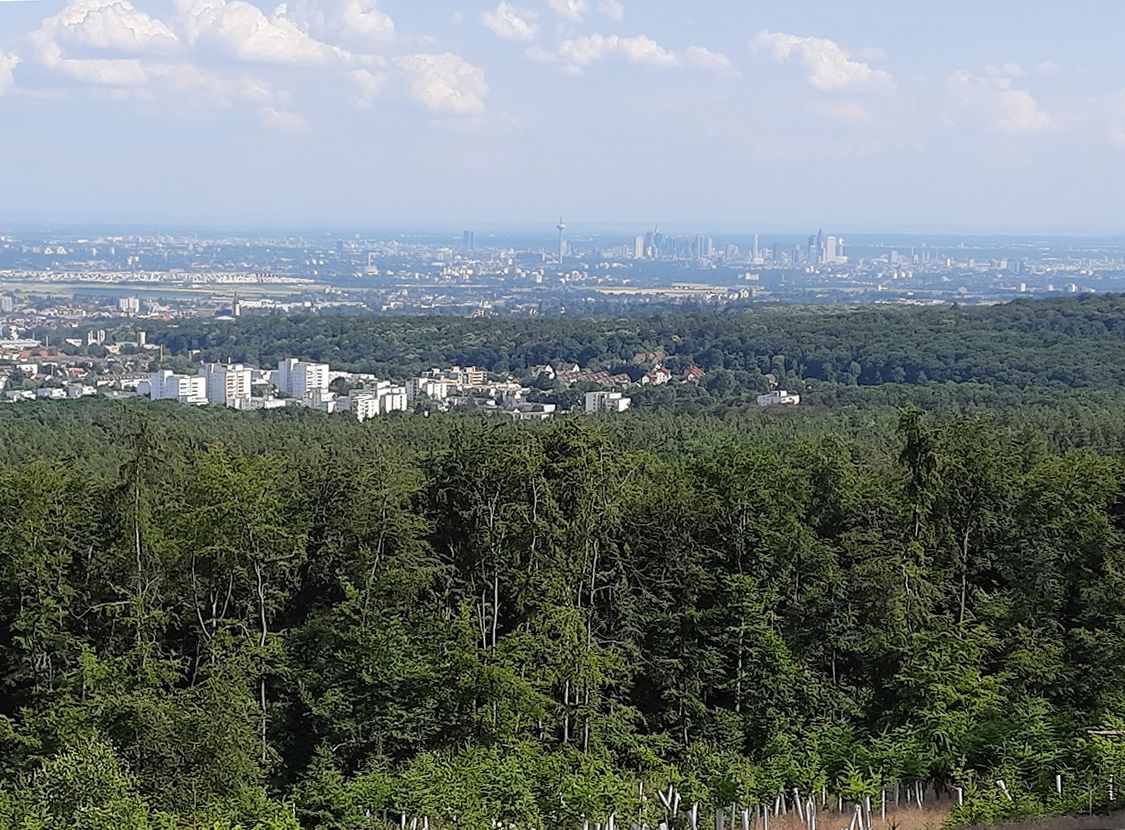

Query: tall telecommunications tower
[556,216,567,265]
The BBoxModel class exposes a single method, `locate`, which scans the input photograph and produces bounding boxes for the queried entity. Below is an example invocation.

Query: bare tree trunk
[361,497,388,629]
[735,625,744,713]
[478,589,488,650]
[491,571,499,651]
[563,679,570,744]
[133,476,148,661]
[256,562,269,764]
[582,685,590,753]
[959,527,970,627]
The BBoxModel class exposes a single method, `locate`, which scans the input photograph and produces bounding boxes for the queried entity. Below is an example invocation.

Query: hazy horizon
[5,222,1125,241]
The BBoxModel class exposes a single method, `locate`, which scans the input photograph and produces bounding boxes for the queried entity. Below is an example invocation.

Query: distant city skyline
[1,1,1123,232]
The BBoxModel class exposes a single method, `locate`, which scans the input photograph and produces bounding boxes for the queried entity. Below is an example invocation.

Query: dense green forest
[1,400,1125,829]
[131,295,1125,401]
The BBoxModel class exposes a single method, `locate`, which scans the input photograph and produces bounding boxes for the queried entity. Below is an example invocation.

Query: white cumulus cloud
[945,69,1054,135]
[29,22,149,85]
[481,2,537,42]
[174,0,345,65]
[752,30,894,93]
[559,33,677,68]
[146,61,277,108]
[46,0,180,54]
[0,52,18,95]
[550,34,733,76]
[347,66,385,108]
[394,52,488,116]
[684,46,737,77]
[546,0,588,23]
[277,0,393,48]
[16,0,489,125]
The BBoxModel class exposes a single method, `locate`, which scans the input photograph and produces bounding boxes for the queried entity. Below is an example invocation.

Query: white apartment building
[231,397,287,412]
[421,366,485,387]
[585,391,631,414]
[148,370,207,405]
[66,383,96,399]
[350,381,409,422]
[276,358,330,401]
[204,363,253,407]
[757,390,800,407]
[406,376,451,402]
[507,402,557,421]
[308,388,341,414]
[350,392,381,422]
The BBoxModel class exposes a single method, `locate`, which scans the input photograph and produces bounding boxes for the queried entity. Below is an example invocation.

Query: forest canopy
[127,294,1125,395]
[0,400,1123,828]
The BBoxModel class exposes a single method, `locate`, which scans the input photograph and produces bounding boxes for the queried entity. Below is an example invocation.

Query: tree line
[104,294,1125,399]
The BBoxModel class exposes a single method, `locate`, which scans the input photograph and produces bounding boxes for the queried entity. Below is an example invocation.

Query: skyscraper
[634,235,645,259]
[752,233,760,261]
[462,230,475,252]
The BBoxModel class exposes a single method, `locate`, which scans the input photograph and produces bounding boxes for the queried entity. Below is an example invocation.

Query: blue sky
[0,0,1123,231]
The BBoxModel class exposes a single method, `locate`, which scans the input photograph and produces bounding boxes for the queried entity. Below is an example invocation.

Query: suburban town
[0,326,801,419]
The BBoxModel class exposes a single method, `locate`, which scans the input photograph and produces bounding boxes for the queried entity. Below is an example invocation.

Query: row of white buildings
[142,360,636,421]
[143,359,410,422]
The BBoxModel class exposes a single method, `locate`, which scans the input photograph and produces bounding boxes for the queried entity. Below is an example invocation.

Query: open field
[0,277,316,300]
